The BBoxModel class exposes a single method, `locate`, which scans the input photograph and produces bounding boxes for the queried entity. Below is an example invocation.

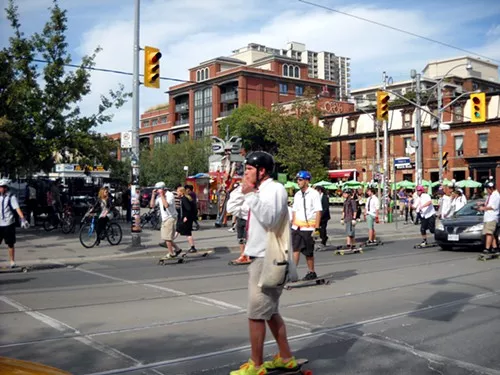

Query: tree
[139,135,211,187]
[0,0,130,177]
[218,104,276,153]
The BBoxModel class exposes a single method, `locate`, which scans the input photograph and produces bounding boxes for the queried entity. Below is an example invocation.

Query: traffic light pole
[437,82,444,184]
[414,73,423,186]
[130,0,142,248]
[382,72,389,223]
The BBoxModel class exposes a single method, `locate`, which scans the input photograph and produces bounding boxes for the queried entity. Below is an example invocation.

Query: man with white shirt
[364,187,379,243]
[150,182,181,259]
[477,179,500,254]
[415,185,436,247]
[230,151,298,375]
[439,184,453,220]
[226,182,250,264]
[291,170,322,281]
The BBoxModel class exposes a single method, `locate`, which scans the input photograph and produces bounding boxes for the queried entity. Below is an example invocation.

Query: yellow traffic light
[442,151,448,169]
[376,91,390,121]
[144,46,162,89]
[470,92,486,123]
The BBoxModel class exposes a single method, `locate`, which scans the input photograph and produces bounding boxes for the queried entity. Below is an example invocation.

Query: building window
[402,112,412,128]
[349,143,356,160]
[194,90,203,107]
[295,85,304,97]
[203,87,212,105]
[160,116,167,123]
[454,135,464,156]
[294,66,300,78]
[282,64,300,78]
[348,118,356,135]
[478,133,488,155]
[196,71,200,82]
[194,108,203,125]
[196,67,210,82]
[141,121,149,128]
[431,138,438,158]
[151,118,158,126]
[283,65,288,76]
[279,83,288,95]
[403,137,412,156]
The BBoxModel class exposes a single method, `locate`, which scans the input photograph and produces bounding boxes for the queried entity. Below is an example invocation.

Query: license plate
[447,234,459,241]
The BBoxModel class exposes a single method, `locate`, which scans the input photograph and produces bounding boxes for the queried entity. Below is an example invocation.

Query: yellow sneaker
[230,359,267,375]
[263,354,298,370]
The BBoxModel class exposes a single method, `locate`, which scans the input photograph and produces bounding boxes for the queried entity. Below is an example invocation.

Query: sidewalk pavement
[0,213,423,270]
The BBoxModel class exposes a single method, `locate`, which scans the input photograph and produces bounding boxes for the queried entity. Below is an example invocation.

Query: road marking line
[83,290,500,375]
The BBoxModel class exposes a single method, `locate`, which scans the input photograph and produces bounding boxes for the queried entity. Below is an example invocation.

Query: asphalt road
[1,239,500,375]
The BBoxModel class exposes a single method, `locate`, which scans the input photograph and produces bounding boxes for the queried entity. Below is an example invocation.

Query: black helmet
[245,151,275,174]
[343,188,352,195]
[484,179,495,189]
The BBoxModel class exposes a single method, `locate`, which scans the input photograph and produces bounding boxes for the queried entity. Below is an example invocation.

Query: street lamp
[184,165,189,178]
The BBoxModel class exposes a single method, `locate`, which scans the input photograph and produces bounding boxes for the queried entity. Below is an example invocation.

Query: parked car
[434,199,488,250]
[140,187,155,208]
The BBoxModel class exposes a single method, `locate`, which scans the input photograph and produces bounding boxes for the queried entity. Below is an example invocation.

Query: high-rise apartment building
[231,42,351,99]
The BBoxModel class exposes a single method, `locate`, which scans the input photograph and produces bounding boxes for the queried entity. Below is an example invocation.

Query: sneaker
[175,248,183,256]
[188,247,197,253]
[10,262,17,269]
[263,354,298,371]
[228,227,236,233]
[230,359,267,375]
[420,240,427,247]
[163,253,176,259]
[302,271,317,281]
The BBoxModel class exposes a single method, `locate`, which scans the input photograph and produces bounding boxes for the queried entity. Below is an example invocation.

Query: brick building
[321,92,500,184]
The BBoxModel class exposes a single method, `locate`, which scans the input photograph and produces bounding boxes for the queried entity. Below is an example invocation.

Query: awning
[328,169,356,179]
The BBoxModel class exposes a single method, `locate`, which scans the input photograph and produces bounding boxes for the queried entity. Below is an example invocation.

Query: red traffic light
[151,52,162,64]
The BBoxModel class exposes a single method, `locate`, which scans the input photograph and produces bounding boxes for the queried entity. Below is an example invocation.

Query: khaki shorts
[161,217,176,241]
[482,220,497,235]
[247,258,283,320]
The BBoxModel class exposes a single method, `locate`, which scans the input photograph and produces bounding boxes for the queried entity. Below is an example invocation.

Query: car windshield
[454,200,484,217]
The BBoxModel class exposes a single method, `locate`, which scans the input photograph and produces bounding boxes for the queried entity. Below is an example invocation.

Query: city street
[1,236,499,375]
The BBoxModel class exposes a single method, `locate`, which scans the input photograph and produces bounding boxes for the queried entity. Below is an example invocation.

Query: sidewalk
[0,214,421,269]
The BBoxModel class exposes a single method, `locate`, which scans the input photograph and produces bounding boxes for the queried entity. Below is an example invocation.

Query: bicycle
[140,207,161,230]
[79,211,123,249]
[44,204,75,234]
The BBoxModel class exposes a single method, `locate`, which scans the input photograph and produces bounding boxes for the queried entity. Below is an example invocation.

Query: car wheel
[439,244,453,251]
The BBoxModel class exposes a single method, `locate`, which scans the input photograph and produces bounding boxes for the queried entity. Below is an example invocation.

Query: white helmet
[154,181,166,189]
[0,178,10,187]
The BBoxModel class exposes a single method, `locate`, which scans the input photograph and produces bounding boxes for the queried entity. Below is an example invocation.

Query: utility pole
[414,72,423,186]
[437,82,444,183]
[375,118,382,214]
[382,72,389,223]
[130,0,142,247]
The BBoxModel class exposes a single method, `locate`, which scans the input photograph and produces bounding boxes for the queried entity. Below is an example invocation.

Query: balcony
[221,91,238,103]
[220,109,235,118]
[174,118,189,126]
[175,103,189,113]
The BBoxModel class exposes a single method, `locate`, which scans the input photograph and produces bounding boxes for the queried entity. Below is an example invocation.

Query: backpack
[3,194,20,227]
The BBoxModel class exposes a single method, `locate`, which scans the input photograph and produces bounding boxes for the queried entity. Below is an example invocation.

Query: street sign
[394,157,413,170]
[121,131,132,149]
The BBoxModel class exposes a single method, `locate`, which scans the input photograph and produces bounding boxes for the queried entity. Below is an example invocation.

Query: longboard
[413,242,438,249]
[334,247,363,255]
[0,266,30,273]
[477,252,500,261]
[363,240,384,247]
[157,250,215,265]
[285,277,330,290]
[266,358,311,375]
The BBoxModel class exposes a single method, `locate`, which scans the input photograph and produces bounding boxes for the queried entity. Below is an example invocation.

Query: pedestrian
[151,182,181,259]
[0,179,29,268]
[184,184,200,230]
[415,185,436,247]
[477,179,499,254]
[364,187,380,243]
[439,184,453,220]
[230,151,298,375]
[291,170,322,281]
[315,185,330,246]
[341,188,357,248]
[176,186,197,253]
[226,182,250,264]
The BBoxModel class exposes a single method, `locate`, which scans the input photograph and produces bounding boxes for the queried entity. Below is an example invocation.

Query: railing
[219,109,235,118]
[174,119,189,126]
[221,91,237,102]
[175,103,188,112]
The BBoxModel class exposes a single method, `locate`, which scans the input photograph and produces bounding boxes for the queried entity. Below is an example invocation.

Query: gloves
[351,220,357,226]
[21,219,30,229]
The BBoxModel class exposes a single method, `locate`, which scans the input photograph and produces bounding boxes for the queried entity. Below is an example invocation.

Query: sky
[1,0,500,135]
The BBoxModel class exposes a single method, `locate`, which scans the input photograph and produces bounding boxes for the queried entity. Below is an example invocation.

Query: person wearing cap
[231,151,298,375]
[0,179,29,267]
[291,170,322,281]
[477,179,500,254]
[415,185,436,247]
[151,182,181,259]
[341,188,358,248]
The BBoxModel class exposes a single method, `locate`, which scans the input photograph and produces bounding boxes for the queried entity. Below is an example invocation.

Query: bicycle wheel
[79,223,98,248]
[61,215,75,234]
[106,223,122,245]
[43,219,54,232]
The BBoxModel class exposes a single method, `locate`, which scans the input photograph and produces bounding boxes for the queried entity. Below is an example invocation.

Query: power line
[297,0,500,64]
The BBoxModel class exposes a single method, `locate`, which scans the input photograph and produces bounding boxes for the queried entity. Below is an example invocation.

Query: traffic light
[144,46,162,88]
[470,92,486,123]
[442,151,448,169]
[376,91,390,121]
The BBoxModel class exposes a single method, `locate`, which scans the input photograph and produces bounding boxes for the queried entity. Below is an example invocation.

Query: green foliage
[109,159,131,185]
[0,0,131,176]
[139,135,211,187]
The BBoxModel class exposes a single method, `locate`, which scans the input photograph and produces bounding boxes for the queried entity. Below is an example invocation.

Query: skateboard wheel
[359,250,363,253]
[303,370,313,375]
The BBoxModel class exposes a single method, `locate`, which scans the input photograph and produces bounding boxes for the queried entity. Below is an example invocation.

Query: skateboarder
[226,182,250,264]
[291,170,322,281]
[0,179,29,268]
[415,185,436,247]
[477,179,499,254]
[151,182,181,259]
[315,185,331,247]
[364,187,380,243]
[341,188,358,249]
[230,151,298,375]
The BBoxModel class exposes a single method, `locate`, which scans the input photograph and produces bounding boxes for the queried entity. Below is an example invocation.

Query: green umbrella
[326,183,339,190]
[313,180,332,187]
[343,180,362,189]
[284,181,299,189]
[456,179,482,188]
[397,180,416,189]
